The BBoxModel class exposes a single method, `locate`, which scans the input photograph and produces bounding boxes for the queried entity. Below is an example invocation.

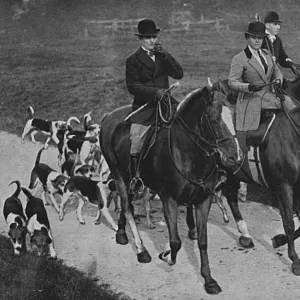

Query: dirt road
[1,131,300,300]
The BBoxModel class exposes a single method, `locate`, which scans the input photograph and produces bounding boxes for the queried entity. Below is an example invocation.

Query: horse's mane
[176,88,203,114]
[289,75,300,84]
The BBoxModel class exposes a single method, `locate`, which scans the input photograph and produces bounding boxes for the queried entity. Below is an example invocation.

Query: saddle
[237,110,276,153]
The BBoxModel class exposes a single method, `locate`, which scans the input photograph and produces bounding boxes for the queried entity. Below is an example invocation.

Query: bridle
[163,90,236,188]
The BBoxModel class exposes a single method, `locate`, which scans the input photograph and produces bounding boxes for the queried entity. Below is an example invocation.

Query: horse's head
[205,84,242,170]
[177,84,242,170]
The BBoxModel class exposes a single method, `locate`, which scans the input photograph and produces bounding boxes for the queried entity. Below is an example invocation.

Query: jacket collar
[136,47,155,71]
[244,46,269,83]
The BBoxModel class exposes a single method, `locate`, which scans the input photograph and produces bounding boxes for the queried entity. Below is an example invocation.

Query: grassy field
[0,234,133,300]
[1,0,299,135]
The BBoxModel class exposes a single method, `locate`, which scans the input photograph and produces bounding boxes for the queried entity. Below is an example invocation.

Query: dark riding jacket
[262,35,292,68]
[126,47,183,125]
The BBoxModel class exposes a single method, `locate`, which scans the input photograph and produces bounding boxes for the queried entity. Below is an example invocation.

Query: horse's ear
[202,85,212,104]
[207,77,213,87]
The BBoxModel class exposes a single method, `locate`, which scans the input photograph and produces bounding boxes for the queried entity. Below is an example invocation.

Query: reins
[274,85,300,138]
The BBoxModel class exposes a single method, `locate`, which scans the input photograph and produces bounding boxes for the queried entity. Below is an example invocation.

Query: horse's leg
[159,196,181,265]
[272,183,300,275]
[143,187,155,229]
[214,191,229,223]
[225,180,254,248]
[238,182,247,202]
[186,205,197,240]
[272,184,300,247]
[115,175,151,263]
[195,197,222,294]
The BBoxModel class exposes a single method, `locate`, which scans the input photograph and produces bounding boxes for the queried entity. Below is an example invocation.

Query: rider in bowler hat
[125,18,183,194]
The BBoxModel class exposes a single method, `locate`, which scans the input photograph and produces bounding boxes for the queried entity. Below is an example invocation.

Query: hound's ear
[9,223,17,231]
[47,235,52,245]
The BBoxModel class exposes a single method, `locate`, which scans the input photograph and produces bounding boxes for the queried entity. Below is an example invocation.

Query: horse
[186,80,300,277]
[99,85,242,295]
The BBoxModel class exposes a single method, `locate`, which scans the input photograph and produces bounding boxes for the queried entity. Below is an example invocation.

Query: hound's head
[75,165,95,179]
[8,219,27,255]
[30,227,52,257]
[51,175,68,193]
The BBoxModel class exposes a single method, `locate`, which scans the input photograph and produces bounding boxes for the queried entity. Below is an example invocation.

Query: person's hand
[155,88,166,102]
[154,43,166,58]
[274,79,282,87]
[248,84,263,92]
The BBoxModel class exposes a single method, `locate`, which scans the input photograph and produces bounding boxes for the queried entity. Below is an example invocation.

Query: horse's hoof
[292,263,300,276]
[239,236,254,248]
[79,220,85,225]
[223,216,229,223]
[137,250,151,263]
[272,234,286,248]
[204,280,222,295]
[48,255,58,261]
[158,250,176,265]
[188,228,198,240]
[59,214,64,221]
[94,220,100,225]
[116,229,128,245]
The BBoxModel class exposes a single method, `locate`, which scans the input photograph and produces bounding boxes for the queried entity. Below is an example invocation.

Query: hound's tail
[67,116,80,130]
[35,147,46,166]
[8,180,21,198]
[21,186,34,201]
[83,111,92,131]
[27,106,34,119]
[70,149,80,177]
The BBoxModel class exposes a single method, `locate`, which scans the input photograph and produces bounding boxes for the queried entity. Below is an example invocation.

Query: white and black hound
[29,147,68,213]
[22,187,57,259]
[59,175,118,231]
[3,180,27,255]
[21,105,80,149]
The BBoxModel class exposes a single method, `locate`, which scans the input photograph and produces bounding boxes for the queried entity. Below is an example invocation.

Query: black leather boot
[129,154,144,194]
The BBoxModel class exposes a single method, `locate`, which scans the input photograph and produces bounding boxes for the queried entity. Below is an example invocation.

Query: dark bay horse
[99,86,242,294]
[187,79,300,277]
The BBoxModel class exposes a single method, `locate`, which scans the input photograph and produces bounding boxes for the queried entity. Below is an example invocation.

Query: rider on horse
[125,19,183,194]
[262,11,294,71]
[228,21,296,142]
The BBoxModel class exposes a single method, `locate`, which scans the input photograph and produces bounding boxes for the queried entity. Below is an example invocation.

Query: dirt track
[1,131,300,300]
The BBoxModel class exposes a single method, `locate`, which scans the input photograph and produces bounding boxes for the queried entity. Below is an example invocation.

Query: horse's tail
[8,180,21,198]
[99,112,119,168]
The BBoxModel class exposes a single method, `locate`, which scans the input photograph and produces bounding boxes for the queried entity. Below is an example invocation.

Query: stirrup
[129,177,145,195]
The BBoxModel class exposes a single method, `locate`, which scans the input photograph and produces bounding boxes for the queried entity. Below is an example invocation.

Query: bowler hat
[245,21,266,38]
[264,11,282,24]
[134,19,160,36]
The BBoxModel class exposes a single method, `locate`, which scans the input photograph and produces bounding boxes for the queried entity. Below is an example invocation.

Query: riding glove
[248,84,263,92]
[154,43,166,58]
[155,88,166,102]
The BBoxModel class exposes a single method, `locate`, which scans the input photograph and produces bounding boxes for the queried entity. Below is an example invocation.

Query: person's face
[139,35,158,51]
[266,22,281,35]
[247,35,263,51]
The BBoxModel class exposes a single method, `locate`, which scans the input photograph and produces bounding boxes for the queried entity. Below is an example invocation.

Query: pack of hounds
[4,106,155,259]
[3,105,233,259]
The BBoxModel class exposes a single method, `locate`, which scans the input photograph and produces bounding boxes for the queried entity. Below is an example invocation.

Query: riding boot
[129,154,144,195]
